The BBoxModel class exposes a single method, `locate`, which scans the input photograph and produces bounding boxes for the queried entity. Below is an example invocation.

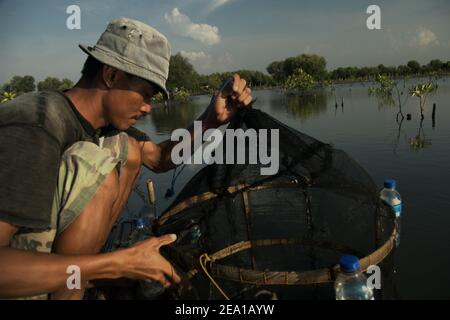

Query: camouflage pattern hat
[79,17,171,99]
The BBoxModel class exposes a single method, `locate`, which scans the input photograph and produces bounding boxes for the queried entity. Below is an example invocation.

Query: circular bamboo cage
[154,108,398,300]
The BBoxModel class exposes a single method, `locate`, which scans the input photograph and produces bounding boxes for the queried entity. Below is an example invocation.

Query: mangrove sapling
[392,80,410,122]
[409,83,434,120]
[393,114,408,155]
[1,91,16,104]
[368,74,394,96]
[284,68,316,93]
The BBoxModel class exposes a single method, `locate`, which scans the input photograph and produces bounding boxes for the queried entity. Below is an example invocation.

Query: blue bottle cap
[339,255,360,273]
[384,179,396,189]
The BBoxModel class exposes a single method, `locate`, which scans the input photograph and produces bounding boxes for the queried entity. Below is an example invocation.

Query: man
[0,18,252,299]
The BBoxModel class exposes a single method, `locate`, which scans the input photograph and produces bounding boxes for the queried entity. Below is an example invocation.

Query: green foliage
[152,92,164,103]
[428,59,443,72]
[407,60,421,74]
[2,75,35,95]
[166,53,274,94]
[173,87,190,102]
[167,54,200,92]
[409,83,434,115]
[327,59,448,82]
[267,54,327,84]
[199,73,223,94]
[285,68,316,92]
[369,74,413,115]
[1,91,17,104]
[197,70,272,95]
[267,61,285,82]
[368,74,394,96]
[396,65,411,76]
[409,83,434,98]
[37,77,74,91]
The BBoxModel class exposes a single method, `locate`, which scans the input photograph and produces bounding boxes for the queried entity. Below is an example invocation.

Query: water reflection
[409,118,432,151]
[122,78,450,299]
[269,90,328,123]
[393,116,407,155]
[329,90,346,117]
[372,92,396,111]
[148,100,206,134]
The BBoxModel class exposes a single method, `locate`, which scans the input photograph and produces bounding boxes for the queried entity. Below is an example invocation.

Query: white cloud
[179,50,209,62]
[164,8,221,45]
[412,27,439,47]
[178,50,232,74]
[204,0,233,15]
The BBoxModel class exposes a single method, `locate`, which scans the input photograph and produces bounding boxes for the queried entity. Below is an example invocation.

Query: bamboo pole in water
[147,179,156,205]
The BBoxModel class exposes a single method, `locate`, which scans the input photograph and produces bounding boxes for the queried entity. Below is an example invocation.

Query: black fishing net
[153,107,397,300]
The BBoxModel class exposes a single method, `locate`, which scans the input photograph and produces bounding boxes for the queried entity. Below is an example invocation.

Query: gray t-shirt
[0,90,149,230]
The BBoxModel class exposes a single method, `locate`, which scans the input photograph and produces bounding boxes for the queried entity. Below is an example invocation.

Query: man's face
[102,71,157,130]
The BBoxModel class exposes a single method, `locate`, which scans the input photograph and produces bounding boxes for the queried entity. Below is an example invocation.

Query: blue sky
[0,0,449,84]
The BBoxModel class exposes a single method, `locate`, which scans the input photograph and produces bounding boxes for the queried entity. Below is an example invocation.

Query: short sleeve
[0,125,61,229]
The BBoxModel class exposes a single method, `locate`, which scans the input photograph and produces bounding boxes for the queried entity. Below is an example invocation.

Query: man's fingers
[220,74,252,105]
[153,272,170,288]
[159,258,182,284]
[237,87,252,104]
[235,79,247,96]
[242,95,253,106]
[155,233,177,249]
[232,74,241,91]
[154,234,182,284]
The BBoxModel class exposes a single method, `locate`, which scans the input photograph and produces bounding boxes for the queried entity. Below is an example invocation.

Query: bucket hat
[79,17,171,99]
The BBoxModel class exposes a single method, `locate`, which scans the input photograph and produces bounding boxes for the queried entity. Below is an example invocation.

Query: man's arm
[140,105,217,173]
[0,221,180,298]
[142,74,253,173]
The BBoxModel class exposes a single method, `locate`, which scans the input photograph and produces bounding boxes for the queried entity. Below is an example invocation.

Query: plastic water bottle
[380,179,402,246]
[129,218,165,299]
[335,255,374,300]
[128,217,152,244]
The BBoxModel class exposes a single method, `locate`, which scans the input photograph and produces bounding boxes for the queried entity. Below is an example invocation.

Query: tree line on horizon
[1,76,74,96]
[267,54,450,84]
[2,53,449,100]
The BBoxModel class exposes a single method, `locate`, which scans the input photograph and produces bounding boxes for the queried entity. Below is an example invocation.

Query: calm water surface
[128,77,450,299]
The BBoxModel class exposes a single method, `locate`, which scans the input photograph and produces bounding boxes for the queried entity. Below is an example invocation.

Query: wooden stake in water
[432,103,436,129]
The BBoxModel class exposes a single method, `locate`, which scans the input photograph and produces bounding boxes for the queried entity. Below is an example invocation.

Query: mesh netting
[154,108,397,300]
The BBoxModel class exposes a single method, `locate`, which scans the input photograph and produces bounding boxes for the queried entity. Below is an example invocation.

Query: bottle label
[393,203,401,217]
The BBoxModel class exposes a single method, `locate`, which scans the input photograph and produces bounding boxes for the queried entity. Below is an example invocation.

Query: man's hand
[206,74,253,126]
[121,234,181,287]
[141,74,253,173]
[0,221,180,298]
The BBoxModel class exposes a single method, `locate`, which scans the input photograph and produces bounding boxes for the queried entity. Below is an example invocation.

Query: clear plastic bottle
[129,218,165,299]
[380,179,402,246]
[128,217,152,244]
[335,255,374,300]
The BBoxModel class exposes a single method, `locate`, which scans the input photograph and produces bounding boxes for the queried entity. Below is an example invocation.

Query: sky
[0,0,449,84]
